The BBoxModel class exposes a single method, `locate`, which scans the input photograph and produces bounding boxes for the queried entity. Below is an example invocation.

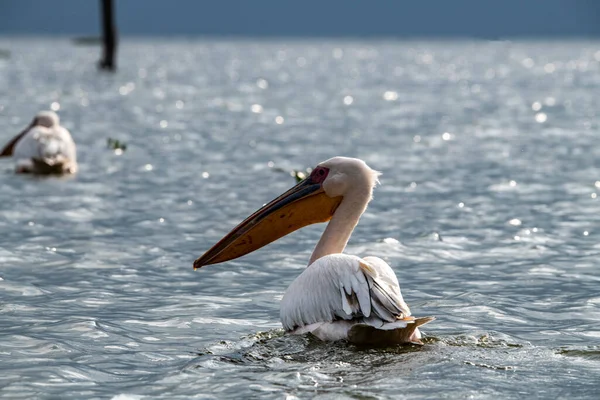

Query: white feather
[280,254,412,333]
[13,125,77,174]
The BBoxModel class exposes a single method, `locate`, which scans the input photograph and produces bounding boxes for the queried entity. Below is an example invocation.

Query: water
[1,37,599,399]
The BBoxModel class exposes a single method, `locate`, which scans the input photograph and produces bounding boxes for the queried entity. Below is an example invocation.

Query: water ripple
[1,38,599,398]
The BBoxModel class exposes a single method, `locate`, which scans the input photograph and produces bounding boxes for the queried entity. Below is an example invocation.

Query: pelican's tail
[348,316,435,346]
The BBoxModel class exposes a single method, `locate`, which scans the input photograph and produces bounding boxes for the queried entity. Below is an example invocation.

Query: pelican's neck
[308,189,371,266]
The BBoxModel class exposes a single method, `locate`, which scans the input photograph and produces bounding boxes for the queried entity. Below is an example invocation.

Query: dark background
[0,0,599,38]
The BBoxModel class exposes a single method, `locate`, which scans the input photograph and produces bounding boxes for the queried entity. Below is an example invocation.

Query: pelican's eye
[309,166,329,184]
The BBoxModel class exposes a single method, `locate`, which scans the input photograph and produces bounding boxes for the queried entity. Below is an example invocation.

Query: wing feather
[12,126,77,173]
[340,287,353,315]
[280,254,411,331]
[13,127,76,164]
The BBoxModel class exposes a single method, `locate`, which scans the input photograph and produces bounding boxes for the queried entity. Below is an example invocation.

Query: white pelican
[194,157,434,346]
[0,111,77,174]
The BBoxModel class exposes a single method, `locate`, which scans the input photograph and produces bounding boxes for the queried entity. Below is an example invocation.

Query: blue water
[1,38,599,399]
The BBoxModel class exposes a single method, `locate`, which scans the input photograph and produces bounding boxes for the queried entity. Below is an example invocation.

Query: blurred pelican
[0,111,77,174]
[195,157,434,346]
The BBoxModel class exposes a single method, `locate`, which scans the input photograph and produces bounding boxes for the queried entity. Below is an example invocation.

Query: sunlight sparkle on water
[119,83,135,96]
[544,63,556,73]
[50,102,60,111]
[296,57,307,67]
[535,113,548,123]
[522,58,534,68]
[256,79,269,89]
[383,91,398,101]
[153,89,165,100]
[3,38,600,400]
[420,53,433,64]
[251,104,263,113]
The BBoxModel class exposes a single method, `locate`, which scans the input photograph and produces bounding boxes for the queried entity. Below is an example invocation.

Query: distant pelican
[0,111,77,174]
[195,157,434,346]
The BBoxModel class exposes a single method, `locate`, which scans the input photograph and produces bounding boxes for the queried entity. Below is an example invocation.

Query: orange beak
[193,175,342,269]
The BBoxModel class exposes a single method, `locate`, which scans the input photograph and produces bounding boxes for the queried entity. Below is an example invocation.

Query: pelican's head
[194,156,380,269]
[32,111,60,128]
[317,156,380,200]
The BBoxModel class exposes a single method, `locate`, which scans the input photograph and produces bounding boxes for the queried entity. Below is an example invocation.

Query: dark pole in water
[99,0,117,71]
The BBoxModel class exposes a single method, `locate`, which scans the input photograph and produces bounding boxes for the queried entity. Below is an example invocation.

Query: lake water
[1,38,599,399]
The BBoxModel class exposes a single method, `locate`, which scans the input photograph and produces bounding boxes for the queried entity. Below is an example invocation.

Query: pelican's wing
[280,254,412,331]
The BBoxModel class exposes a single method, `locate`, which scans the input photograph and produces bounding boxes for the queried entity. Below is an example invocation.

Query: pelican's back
[280,254,434,345]
[13,126,77,174]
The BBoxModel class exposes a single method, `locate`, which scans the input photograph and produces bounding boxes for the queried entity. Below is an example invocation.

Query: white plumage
[195,156,434,345]
[1,111,77,174]
[281,254,431,344]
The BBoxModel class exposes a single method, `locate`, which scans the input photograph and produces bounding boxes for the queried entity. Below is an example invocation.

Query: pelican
[194,157,434,345]
[0,111,77,174]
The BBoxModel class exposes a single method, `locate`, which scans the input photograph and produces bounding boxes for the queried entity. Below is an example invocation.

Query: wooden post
[99,0,117,71]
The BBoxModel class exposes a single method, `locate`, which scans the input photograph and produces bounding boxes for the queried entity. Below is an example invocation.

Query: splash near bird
[0,111,77,174]
[195,157,434,345]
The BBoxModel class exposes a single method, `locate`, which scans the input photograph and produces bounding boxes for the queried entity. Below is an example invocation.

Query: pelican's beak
[194,175,342,269]
[0,120,35,157]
